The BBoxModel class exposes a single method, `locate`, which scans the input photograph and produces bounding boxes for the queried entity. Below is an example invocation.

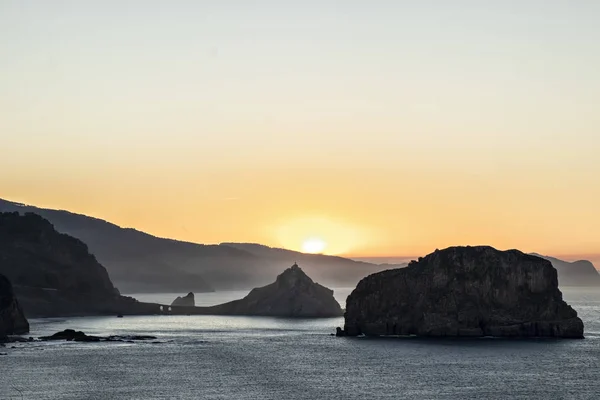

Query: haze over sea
[1,288,599,400]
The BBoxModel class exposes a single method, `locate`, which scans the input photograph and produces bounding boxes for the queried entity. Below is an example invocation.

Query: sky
[1,1,599,259]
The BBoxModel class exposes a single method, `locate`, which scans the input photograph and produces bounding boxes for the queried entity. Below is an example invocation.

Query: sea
[1,287,599,400]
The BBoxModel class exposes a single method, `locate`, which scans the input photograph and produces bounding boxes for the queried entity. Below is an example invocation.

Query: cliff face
[343,246,584,338]
[0,212,119,317]
[0,274,29,336]
[208,264,343,317]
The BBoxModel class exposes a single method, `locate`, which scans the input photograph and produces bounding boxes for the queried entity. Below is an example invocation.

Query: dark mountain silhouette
[531,253,600,287]
[0,198,394,292]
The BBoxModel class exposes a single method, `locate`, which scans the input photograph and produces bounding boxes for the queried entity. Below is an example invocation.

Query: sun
[302,237,327,254]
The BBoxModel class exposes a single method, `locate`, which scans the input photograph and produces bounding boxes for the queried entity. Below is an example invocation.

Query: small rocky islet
[204,263,343,318]
[171,292,195,307]
[39,329,158,343]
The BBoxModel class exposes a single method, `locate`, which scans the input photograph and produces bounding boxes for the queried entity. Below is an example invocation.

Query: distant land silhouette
[356,254,600,287]
[1,198,597,292]
[531,253,600,287]
[0,198,403,293]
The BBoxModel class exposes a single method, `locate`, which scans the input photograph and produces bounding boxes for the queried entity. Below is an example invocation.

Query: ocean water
[1,288,599,400]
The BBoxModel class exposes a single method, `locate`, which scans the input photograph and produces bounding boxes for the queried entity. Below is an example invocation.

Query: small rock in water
[40,329,157,343]
[4,336,33,343]
[171,292,195,307]
[106,335,158,342]
[41,329,102,342]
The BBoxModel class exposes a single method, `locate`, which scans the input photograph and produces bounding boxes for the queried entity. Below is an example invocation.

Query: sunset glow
[1,2,599,262]
[301,238,327,254]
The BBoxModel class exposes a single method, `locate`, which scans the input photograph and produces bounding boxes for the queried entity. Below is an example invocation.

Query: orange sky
[1,2,599,260]
[3,161,598,260]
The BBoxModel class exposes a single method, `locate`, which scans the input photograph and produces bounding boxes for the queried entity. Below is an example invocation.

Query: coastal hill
[0,212,123,317]
[0,211,175,318]
[0,198,397,292]
[340,246,584,338]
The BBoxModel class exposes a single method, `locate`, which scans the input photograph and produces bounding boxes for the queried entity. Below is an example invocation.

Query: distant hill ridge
[2,198,596,291]
[221,242,403,267]
[530,253,600,287]
[0,198,396,293]
[358,252,600,287]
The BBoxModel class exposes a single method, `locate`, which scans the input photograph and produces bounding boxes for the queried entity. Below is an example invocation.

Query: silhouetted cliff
[0,212,122,317]
[0,274,29,337]
[342,246,583,338]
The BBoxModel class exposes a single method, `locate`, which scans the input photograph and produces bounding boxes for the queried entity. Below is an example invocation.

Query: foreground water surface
[1,288,599,399]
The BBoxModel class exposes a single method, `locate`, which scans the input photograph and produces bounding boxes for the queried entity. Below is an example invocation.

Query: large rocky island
[340,246,584,338]
[0,273,29,338]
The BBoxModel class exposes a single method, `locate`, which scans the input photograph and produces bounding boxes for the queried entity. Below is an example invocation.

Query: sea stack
[0,274,30,338]
[208,263,343,317]
[340,246,584,338]
[171,292,195,307]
